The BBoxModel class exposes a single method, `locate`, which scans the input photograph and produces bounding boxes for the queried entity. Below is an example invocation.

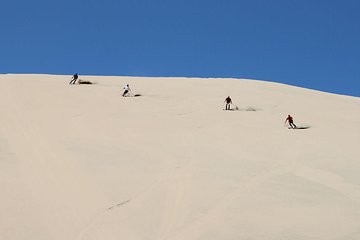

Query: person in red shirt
[285,115,297,129]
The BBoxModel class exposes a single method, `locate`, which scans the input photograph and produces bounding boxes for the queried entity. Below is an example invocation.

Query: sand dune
[0,74,359,240]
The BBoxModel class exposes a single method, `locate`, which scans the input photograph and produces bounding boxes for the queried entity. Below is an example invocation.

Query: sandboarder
[224,96,232,110]
[285,114,297,129]
[122,84,131,97]
[69,74,78,85]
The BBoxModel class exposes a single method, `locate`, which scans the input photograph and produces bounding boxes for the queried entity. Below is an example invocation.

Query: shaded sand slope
[0,74,359,240]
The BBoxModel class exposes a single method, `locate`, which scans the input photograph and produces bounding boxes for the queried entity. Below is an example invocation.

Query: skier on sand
[224,96,232,110]
[69,73,78,85]
[122,84,131,97]
[285,114,297,129]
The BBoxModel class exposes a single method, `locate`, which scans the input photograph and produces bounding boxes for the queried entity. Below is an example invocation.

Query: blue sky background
[1,0,359,96]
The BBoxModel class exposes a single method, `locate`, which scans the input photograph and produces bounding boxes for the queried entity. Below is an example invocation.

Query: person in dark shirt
[69,74,78,85]
[224,96,232,110]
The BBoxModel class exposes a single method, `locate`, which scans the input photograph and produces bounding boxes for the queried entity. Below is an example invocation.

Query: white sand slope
[0,74,359,240]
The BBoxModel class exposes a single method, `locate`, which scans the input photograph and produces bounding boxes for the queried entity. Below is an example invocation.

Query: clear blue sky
[1,0,359,96]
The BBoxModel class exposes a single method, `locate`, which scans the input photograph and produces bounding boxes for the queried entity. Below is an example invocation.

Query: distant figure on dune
[122,84,131,97]
[224,96,232,110]
[285,114,297,129]
[69,73,78,85]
